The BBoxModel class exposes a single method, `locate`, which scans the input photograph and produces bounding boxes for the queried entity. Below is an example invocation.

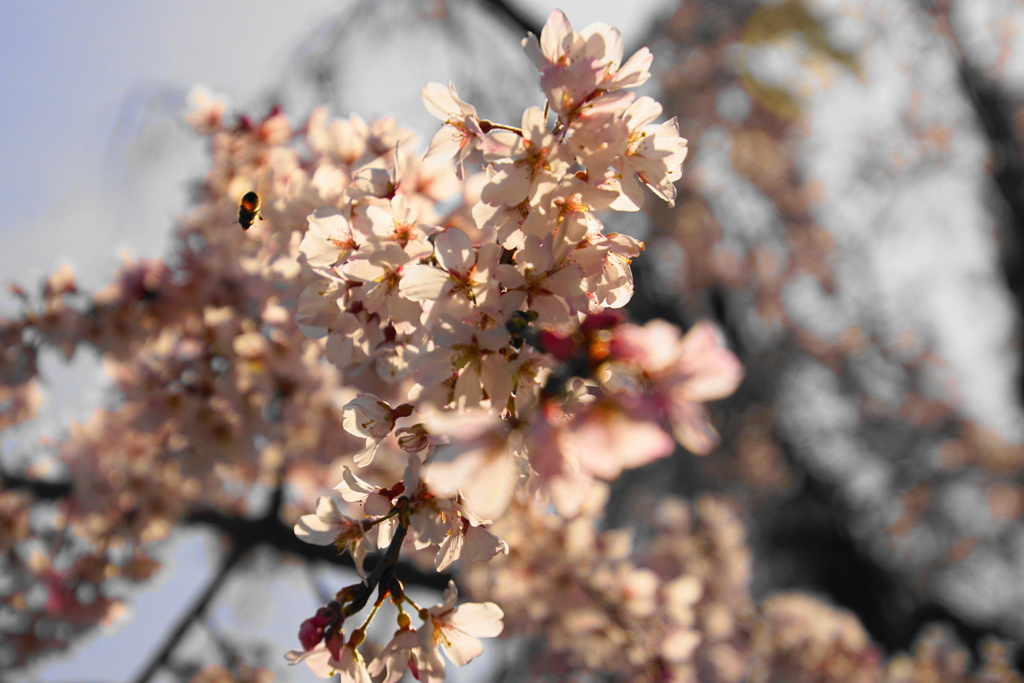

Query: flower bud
[298,617,324,651]
[349,628,366,648]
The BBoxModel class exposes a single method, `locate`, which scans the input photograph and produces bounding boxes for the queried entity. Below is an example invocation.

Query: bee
[237,191,265,230]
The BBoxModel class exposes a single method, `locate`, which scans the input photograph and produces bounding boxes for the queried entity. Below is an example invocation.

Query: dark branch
[131,489,451,680]
[344,521,410,617]
[184,507,452,593]
[0,470,73,499]
[479,0,541,38]
[763,467,1014,661]
[2,458,454,679]
[0,464,453,592]
[132,542,245,683]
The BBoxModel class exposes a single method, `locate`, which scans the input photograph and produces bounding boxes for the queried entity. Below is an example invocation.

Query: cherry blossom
[5,4,1019,682]
[359,194,436,254]
[613,97,689,209]
[341,394,395,459]
[400,227,503,317]
[421,408,521,520]
[434,509,510,572]
[184,85,227,134]
[611,320,744,455]
[293,496,372,576]
[285,630,371,682]
[335,465,394,517]
[367,626,445,683]
[341,244,425,334]
[422,81,485,180]
[300,207,364,272]
[409,317,512,412]
[522,10,653,120]
[496,236,589,325]
[418,581,504,666]
[479,107,570,208]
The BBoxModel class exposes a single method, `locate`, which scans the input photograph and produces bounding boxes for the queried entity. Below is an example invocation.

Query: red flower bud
[538,330,577,361]
[298,617,324,651]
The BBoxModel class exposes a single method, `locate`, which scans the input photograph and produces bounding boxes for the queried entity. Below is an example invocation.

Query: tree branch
[184,507,452,592]
[132,541,246,683]
[0,469,73,499]
[0,466,452,591]
[130,489,451,680]
[479,0,541,38]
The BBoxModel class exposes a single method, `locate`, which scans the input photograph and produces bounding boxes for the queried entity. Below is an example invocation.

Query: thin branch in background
[478,0,541,37]
[132,543,246,683]
[304,564,333,605]
[0,469,73,499]
[202,614,261,681]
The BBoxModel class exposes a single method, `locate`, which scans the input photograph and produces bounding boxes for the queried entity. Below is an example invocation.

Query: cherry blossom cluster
[0,70,464,672]
[283,10,742,681]
[467,491,1024,682]
[1,7,1022,681]
[0,9,741,680]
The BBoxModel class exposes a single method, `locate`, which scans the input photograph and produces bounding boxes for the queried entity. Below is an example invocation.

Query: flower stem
[480,119,523,136]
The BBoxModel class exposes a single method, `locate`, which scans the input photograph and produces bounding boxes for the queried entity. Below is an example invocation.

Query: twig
[343,522,409,617]
[132,542,246,683]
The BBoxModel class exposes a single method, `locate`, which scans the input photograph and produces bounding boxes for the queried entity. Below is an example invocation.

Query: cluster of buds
[287,578,502,682]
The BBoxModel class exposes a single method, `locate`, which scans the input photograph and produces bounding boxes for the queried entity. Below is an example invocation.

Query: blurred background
[3,0,1024,680]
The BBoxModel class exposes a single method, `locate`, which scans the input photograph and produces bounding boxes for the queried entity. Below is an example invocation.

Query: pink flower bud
[581,310,623,332]
[298,618,324,651]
